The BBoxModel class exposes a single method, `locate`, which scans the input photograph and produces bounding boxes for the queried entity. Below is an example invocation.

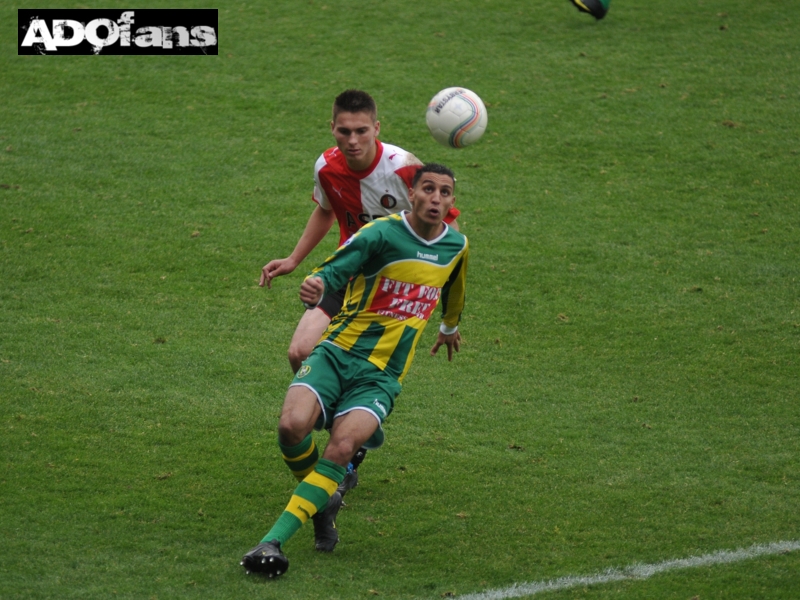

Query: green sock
[279,434,319,482]
[261,459,346,546]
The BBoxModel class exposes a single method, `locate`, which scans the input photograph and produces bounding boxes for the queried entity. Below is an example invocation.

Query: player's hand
[260,257,298,288]
[430,330,461,361]
[299,277,325,307]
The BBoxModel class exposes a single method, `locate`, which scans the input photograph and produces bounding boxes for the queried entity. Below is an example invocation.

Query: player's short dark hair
[332,90,377,122]
[412,163,456,189]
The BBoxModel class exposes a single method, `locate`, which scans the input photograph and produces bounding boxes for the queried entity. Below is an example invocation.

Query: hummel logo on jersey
[372,400,387,417]
[416,251,439,261]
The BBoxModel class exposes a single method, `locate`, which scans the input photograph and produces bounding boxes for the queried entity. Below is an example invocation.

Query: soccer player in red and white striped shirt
[260,90,458,373]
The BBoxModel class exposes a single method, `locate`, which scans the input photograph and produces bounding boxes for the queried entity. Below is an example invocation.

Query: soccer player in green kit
[241,163,468,578]
[259,91,460,531]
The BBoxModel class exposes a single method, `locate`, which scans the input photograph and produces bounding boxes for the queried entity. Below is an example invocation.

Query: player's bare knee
[323,437,359,467]
[277,416,307,447]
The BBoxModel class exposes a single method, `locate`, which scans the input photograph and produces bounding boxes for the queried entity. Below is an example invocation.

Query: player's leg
[270,364,346,537]
[324,409,380,467]
[242,385,322,576]
[313,362,400,550]
[257,454,346,548]
[241,452,345,576]
[276,385,323,482]
[313,408,381,551]
[337,446,366,496]
[288,285,368,491]
[287,308,331,373]
[242,366,343,575]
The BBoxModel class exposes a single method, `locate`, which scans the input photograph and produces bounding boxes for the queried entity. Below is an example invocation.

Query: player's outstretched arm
[430,330,461,362]
[260,205,335,288]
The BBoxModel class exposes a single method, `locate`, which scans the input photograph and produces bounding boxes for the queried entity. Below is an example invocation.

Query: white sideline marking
[455,540,800,600]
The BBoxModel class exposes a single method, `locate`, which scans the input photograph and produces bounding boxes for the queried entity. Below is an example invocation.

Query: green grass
[2,0,799,598]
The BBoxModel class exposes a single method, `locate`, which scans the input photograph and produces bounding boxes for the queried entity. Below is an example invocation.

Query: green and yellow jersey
[307,212,468,382]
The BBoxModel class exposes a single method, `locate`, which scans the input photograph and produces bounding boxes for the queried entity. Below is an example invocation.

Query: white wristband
[439,323,458,335]
[303,295,322,310]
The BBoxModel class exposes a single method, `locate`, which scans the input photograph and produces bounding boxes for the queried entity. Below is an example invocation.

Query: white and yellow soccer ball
[426,87,488,148]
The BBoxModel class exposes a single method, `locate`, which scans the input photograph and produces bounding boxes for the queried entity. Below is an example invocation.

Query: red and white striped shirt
[313,140,459,246]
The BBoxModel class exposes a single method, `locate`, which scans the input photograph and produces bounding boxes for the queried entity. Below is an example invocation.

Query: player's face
[331,111,380,171]
[408,173,455,235]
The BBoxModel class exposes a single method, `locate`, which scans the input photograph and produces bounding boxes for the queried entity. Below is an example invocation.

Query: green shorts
[290,342,401,449]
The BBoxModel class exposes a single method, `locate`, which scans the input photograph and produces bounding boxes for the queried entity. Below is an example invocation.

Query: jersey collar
[401,211,449,245]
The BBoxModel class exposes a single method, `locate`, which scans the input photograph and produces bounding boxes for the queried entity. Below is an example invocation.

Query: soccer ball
[426,87,488,148]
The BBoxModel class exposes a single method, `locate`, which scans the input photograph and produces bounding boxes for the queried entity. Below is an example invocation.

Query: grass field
[2,0,799,598]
